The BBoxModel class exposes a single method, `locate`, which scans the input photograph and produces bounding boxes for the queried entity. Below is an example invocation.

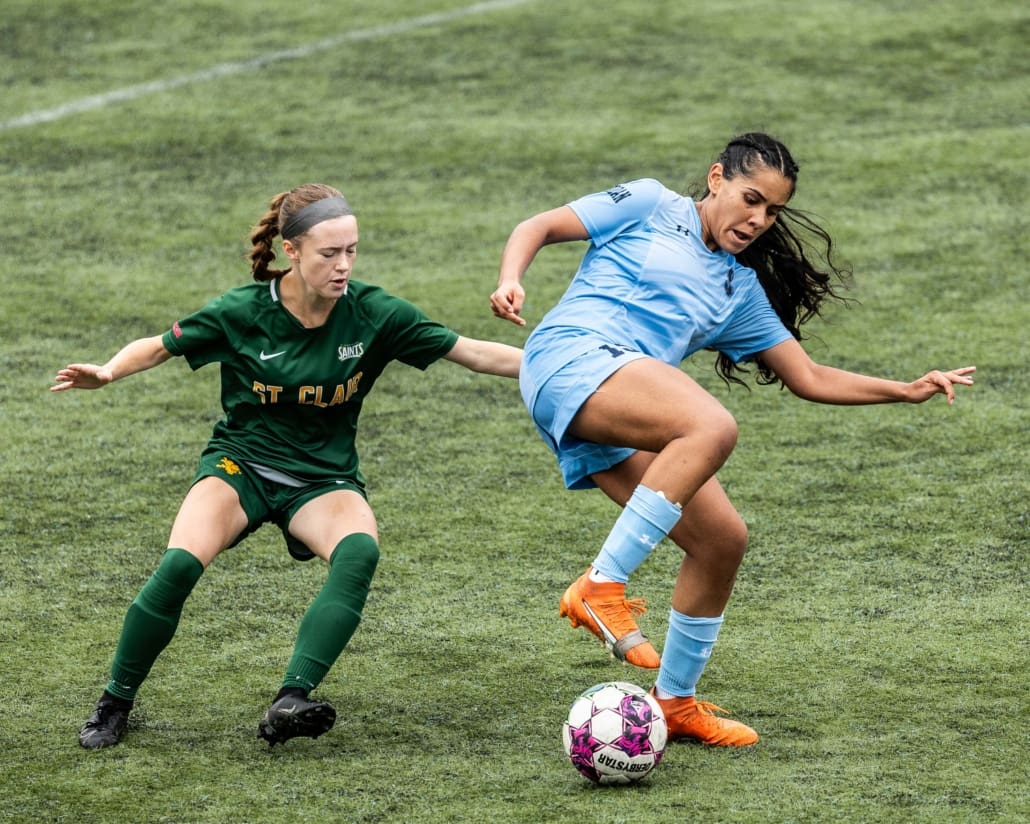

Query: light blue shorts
[520,341,646,490]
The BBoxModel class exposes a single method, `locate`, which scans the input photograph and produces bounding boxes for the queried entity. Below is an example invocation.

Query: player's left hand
[907,366,976,404]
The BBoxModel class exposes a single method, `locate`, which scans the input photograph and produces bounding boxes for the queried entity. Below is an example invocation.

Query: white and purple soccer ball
[562,681,667,785]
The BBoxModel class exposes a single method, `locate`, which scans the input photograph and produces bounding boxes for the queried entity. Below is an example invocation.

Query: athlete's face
[699,163,793,255]
[283,214,359,300]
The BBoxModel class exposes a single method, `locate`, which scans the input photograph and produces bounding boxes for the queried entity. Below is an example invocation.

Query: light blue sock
[591,485,682,583]
[655,610,723,697]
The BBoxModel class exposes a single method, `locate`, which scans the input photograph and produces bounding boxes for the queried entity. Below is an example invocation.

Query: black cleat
[257,694,336,747]
[79,696,132,749]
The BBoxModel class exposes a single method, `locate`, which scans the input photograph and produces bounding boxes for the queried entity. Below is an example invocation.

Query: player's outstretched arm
[51,335,173,392]
[761,338,975,405]
[442,336,522,378]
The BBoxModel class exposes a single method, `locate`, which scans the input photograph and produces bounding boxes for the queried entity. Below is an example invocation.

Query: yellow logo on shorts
[217,457,241,476]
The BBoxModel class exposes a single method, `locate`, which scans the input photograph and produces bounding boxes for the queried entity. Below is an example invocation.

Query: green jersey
[161,277,459,489]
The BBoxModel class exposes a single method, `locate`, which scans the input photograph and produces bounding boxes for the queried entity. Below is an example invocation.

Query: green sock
[105,548,204,701]
[281,533,380,692]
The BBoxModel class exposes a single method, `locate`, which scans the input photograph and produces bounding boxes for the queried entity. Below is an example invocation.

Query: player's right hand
[490,283,526,326]
[51,364,114,391]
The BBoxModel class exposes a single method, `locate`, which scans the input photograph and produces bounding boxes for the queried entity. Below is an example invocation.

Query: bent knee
[679,408,738,462]
[712,512,749,567]
[708,410,739,458]
[673,510,748,563]
[723,514,749,561]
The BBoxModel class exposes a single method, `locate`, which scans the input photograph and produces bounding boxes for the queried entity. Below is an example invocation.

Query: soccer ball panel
[591,684,631,711]
[590,707,625,743]
[565,696,594,727]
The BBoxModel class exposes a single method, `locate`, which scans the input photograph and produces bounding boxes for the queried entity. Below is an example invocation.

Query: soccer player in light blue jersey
[55,183,522,749]
[490,133,974,746]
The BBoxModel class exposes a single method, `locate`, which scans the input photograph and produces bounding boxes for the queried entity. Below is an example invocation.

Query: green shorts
[194,449,366,561]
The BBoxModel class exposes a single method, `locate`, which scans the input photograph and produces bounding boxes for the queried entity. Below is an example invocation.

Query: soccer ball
[562,681,667,785]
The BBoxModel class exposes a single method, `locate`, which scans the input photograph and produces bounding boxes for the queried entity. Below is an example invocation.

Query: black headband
[281,195,354,240]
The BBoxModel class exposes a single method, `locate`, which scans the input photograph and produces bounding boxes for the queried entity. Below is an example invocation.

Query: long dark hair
[693,133,852,387]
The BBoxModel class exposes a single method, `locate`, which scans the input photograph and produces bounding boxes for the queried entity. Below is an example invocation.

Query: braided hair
[693,133,851,387]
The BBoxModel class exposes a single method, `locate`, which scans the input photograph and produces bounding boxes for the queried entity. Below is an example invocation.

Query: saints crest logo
[337,342,364,361]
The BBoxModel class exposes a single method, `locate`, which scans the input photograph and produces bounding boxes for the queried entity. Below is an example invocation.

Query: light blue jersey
[520,178,792,489]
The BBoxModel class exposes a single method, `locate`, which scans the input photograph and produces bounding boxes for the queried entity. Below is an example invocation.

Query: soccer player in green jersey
[53,183,522,749]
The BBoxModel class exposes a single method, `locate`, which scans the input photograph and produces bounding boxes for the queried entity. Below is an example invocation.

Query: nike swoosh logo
[581,600,618,651]
[259,350,286,361]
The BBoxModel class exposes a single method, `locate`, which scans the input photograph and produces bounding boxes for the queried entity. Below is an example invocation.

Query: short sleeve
[375,293,460,370]
[567,178,666,247]
[160,294,232,369]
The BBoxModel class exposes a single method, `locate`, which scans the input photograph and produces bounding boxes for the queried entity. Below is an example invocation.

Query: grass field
[1,1,1027,822]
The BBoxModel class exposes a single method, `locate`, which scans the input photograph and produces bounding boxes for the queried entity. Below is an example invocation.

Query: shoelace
[694,700,729,717]
[595,596,648,618]
[662,697,730,722]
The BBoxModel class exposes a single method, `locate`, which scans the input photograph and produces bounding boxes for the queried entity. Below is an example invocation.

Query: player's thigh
[569,358,734,452]
[167,476,250,566]
[287,489,379,561]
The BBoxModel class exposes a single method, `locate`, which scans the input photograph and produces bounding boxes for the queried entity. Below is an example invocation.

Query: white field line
[1,0,532,132]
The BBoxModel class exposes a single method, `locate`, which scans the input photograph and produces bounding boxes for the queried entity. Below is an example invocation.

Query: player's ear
[282,238,300,261]
[707,163,724,195]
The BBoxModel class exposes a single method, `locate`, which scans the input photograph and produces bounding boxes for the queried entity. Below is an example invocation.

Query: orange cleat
[559,569,661,670]
[650,689,759,746]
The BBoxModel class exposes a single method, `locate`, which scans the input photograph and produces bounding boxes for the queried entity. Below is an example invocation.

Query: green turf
[1,0,1027,822]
